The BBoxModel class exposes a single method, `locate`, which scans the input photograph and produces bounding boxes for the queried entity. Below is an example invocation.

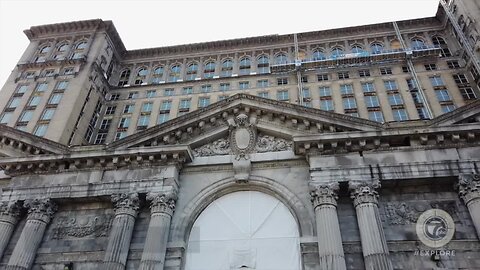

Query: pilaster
[0,201,22,260]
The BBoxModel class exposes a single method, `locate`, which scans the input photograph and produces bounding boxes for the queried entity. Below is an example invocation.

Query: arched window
[239,57,251,75]
[134,67,148,85]
[186,63,199,81]
[168,64,182,82]
[275,53,288,64]
[432,36,451,57]
[351,44,364,54]
[40,46,51,54]
[35,45,51,63]
[58,43,69,52]
[203,61,216,79]
[257,55,269,74]
[221,59,233,77]
[411,38,426,50]
[52,43,69,60]
[370,43,384,54]
[151,66,164,84]
[71,40,88,60]
[331,47,344,58]
[76,41,88,50]
[118,69,131,87]
[312,49,326,60]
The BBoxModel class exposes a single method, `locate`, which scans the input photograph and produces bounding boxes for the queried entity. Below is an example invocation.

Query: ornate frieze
[147,191,177,216]
[192,138,230,157]
[349,181,380,207]
[458,174,480,204]
[310,182,340,208]
[51,214,113,239]
[24,198,57,223]
[111,193,140,217]
[0,201,22,224]
[255,133,293,153]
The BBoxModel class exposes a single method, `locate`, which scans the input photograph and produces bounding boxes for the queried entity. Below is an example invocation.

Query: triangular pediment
[0,125,69,157]
[107,94,383,151]
[429,99,480,127]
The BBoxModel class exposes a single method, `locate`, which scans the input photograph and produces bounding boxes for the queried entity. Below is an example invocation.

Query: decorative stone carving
[0,201,22,224]
[24,198,57,223]
[458,173,480,204]
[255,133,293,153]
[147,191,177,216]
[349,180,380,207]
[51,215,113,239]
[229,113,256,159]
[192,138,230,157]
[384,203,419,225]
[111,193,140,217]
[310,182,340,208]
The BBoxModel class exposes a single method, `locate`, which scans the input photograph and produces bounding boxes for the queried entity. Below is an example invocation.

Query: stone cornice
[0,145,192,176]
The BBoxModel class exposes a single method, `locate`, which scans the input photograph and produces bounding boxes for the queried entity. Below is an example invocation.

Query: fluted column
[349,181,392,270]
[0,201,22,260]
[310,182,346,270]
[6,198,57,270]
[139,191,177,270]
[458,174,480,239]
[103,193,140,270]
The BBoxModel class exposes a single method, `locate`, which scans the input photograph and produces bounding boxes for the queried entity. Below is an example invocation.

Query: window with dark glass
[203,61,216,79]
[257,56,269,74]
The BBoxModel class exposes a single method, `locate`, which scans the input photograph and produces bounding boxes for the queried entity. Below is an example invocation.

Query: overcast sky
[0,0,440,87]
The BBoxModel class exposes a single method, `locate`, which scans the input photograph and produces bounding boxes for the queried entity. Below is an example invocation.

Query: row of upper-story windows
[34,40,88,63]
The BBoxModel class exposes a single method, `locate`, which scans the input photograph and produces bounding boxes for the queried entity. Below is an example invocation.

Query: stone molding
[310,182,340,208]
[24,198,57,224]
[0,201,22,225]
[111,193,140,217]
[458,173,480,204]
[349,180,380,207]
[147,191,177,216]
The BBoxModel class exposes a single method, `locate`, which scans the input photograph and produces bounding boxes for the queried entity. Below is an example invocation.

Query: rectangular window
[137,115,150,128]
[239,81,250,90]
[340,84,353,95]
[128,92,139,99]
[179,99,191,111]
[48,93,63,105]
[361,82,375,93]
[441,104,456,113]
[55,81,69,90]
[198,97,210,108]
[257,80,269,88]
[33,124,48,137]
[94,133,107,144]
[388,94,404,106]
[123,104,135,114]
[62,67,75,75]
[16,85,29,94]
[36,82,48,92]
[368,111,384,122]
[7,97,21,109]
[424,64,437,71]
[402,66,410,73]
[447,61,461,69]
[460,87,477,100]
[319,86,331,97]
[301,76,308,83]
[28,96,42,107]
[160,100,172,111]
[218,95,228,101]
[364,95,380,107]
[430,76,444,87]
[320,99,334,111]
[19,110,33,122]
[338,72,349,79]
[258,92,269,98]
[302,88,311,98]
[0,112,12,124]
[201,85,212,93]
[141,102,153,113]
[380,67,393,75]
[42,69,53,77]
[109,94,120,101]
[100,119,112,130]
[453,74,469,85]
[384,80,398,91]
[317,74,329,81]
[435,89,452,102]
[146,90,156,98]
[277,90,289,101]
[343,97,357,109]
[358,69,370,77]
[410,92,424,104]
[417,107,429,120]
[40,108,55,120]
[105,106,116,115]
[406,79,417,90]
[182,87,193,95]
[25,71,36,78]
[277,78,288,85]
[392,109,408,121]
[115,131,127,141]
[219,83,230,92]
[157,113,170,124]
[118,117,131,129]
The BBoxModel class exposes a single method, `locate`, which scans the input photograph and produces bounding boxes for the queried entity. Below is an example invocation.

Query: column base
[139,259,164,270]
[319,254,346,270]
[103,261,126,270]
[364,253,393,270]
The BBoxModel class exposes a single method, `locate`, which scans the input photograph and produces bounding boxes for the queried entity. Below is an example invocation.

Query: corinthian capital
[349,180,380,207]
[458,174,480,204]
[0,201,22,224]
[111,193,140,217]
[24,198,57,223]
[146,191,177,216]
[310,182,340,208]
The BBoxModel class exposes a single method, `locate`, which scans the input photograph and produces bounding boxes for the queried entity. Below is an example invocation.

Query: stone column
[0,201,22,260]
[139,191,177,270]
[6,198,57,270]
[310,182,346,270]
[103,193,140,270]
[458,174,480,239]
[349,181,392,270]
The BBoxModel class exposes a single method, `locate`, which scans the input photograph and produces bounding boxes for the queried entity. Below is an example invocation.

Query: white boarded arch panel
[185,191,301,270]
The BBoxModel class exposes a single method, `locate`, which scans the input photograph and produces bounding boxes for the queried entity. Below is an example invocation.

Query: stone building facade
[0,1,479,269]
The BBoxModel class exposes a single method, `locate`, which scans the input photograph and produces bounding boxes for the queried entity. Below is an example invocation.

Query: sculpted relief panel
[51,213,113,239]
[382,201,460,225]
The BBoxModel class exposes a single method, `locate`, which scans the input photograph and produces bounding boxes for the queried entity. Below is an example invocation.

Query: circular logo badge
[416,209,455,248]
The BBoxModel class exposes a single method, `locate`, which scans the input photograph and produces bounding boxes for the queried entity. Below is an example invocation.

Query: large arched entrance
[185,191,301,270]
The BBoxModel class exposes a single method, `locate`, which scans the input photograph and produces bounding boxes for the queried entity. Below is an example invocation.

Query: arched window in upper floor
[221,59,233,77]
[40,46,51,54]
[118,69,131,87]
[351,44,364,54]
[134,67,148,85]
[432,36,452,57]
[76,41,88,50]
[151,66,164,84]
[71,40,88,60]
[35,44,51,63]
[168,64,182,82]
[186,63,199,81]
[411,38,426,50]
[257,55,269,74]
[239,57,251,75]
[274,53,288,65]
[370,42,384,54]
[203,61,216,79]
[312,49,326,60]
[331,47,344,58]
